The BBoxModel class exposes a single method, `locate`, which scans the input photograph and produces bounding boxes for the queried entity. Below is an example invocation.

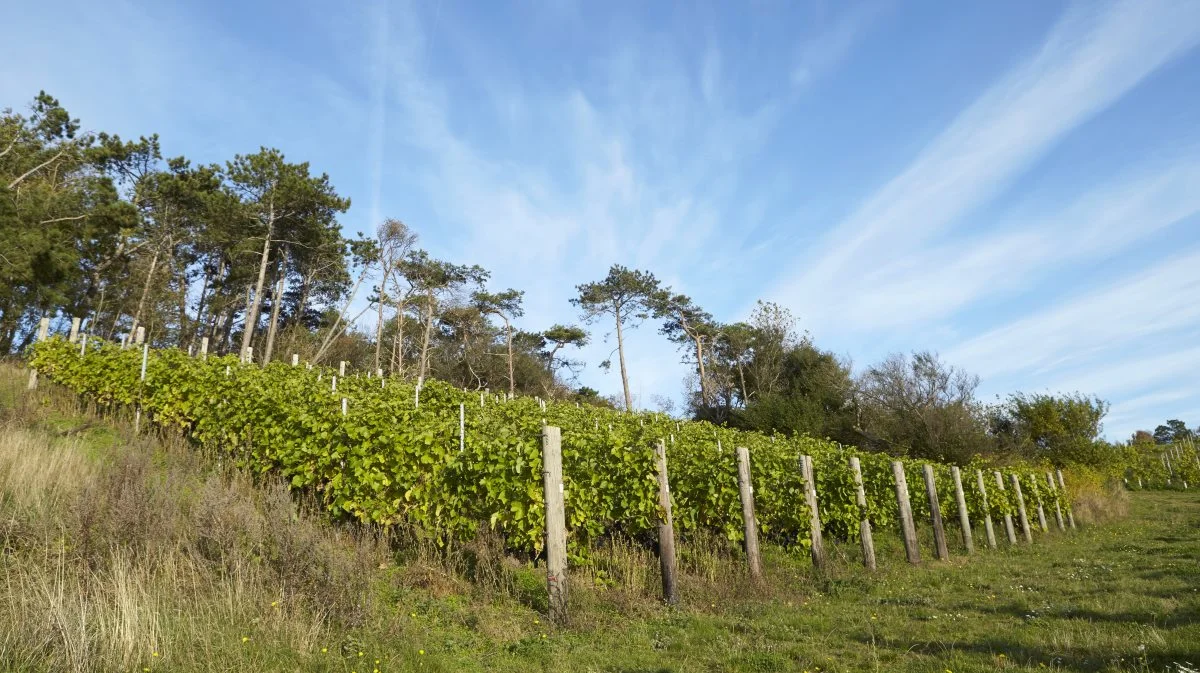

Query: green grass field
[2,367,1197,672]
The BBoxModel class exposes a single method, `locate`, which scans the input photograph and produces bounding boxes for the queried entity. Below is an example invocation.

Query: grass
[1,364,1197,672]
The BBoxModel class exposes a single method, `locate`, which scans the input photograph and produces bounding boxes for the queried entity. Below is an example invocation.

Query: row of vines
[31,337,1076,558]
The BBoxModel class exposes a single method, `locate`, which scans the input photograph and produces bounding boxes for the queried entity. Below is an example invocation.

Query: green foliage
[32,337,1074,560]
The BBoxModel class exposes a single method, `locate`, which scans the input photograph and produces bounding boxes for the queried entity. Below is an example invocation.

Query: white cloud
[790,2,884,89]
[767,0,1200,333]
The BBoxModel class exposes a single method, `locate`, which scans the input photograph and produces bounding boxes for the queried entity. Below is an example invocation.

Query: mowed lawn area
[1,371,1198,672]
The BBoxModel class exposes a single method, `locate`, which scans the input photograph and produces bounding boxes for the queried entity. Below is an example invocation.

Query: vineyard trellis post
[1046,472,1065,531]
[654,439,679,605]
[976,469,996,549]
[135,343,149,434]
[200,336,209,360]
[27,317,50,390]
[1010,473,1032,543]
[339,360,346,376]
[892,461,921,564]
[1056,470,1076,529]
[459,403,465,452]
[79,333,88,356]
[1030,475,1048,533]
[922,464,950,561]
[69,317,81,343]
[801,454,825,570]
[995,471,1017,544]
[135,325,145,345]
[951,466,973,554]
[292,354,299,366]
[735,446,762,580]
[849,456,876,571]
[541,426,569,624]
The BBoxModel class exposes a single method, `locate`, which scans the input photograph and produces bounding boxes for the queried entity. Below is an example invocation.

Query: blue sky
[4,0,1200,439]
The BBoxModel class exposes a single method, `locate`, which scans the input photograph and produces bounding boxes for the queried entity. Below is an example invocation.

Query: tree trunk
[190,267,213,350]
[737,362,748,406]
[614,302,632,411]
[374,265,391,372]
[391,299,405,376]
[694,335,709,404]
[417,289,435,386]
[504,316,515,398]
[239,206,275,362]
[128,247,160,342]
[262,249,288,365]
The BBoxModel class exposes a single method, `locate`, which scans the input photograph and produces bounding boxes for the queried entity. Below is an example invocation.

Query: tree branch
[7,148,67,190]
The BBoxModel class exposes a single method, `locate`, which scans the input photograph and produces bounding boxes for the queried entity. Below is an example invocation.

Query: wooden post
[849,456,876,571]
[135,325,145,345]
[1030,476,1048,533]
[995,471,1017,544]
[1047,472,1065,531]
[200,336,209,360]
[541,427,569,623]
[79,333,88,356]
[801,454,826,569]
[951,466,973,554]
[654,439,679,605]
[1011,474,1032,543]
[339,360,346,376]
[892,461,921,564]
[27,316,51,390]
[735,446,762,580]
[976,469,997,549]
[341,398,348,416]
[459,403,465,452]
[1056,470,1076,529]
[331,376,337,392]
[244,345,252,364]
[135,344,149,434]
[923,465,950,560]
[69,317,81,343]
[292,353,299,366]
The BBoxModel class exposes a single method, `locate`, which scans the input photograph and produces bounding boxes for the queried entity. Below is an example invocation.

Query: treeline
[2,92,1185,472]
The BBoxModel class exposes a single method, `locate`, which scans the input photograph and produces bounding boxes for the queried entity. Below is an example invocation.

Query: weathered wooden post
[849,456,876,571]
[135,343,149,434]
[892,461,921,564]
[1030,476,1049,533]
[1056,470,1076,529]
[459,403,465,452]
[243,346,252,364]
[735,446,762,580]
[1046,472,1065,531]
[339,360,346,376]
[923,465,950,560]
[27,316,51,390]
[654,439,679,605]
[135,325,145,345]
[200,336,209,360]
[976,470,997,549]
[69,317,81,343]
[79,333,88,356]
[1010,474,1032,543]
[995,471,1017,544]
[542,426,569,623]
[951,466,973,554]
[331,376,337,392]
[292,353,299,366]
[341,398,348,416]
[800,454,826,570]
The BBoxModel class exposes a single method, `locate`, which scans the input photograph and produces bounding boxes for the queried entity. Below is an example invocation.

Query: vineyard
[29,335,1107,566]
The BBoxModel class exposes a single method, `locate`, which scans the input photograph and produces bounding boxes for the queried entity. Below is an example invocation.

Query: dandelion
[419,649,425,655]
[359,652,365,657]
[241,636,250,644]
[321,648,328,653]
[152,652,159,657]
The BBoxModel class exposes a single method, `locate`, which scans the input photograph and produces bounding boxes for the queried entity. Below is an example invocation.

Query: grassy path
[1,370,1197,672]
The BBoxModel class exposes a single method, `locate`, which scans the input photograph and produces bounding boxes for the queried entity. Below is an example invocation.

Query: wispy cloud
[790,2,885,89]
[767,0,1200,333]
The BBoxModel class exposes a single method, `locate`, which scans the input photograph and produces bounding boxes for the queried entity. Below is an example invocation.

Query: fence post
[200,337,209,360]
[69,317,81,343]
[292,353,299,366]
[800,454,826,570]
[892,461,921,564]
[135,325,145,345]
[655,439,679,605]
[339,360,346,376]
[951,466,974,554]
[1010,474,1032,543]
[27,316,51,390]
[135,343,149,434]
[1056,470,1076,529]
[459,403,465,453]
[849,456,876,571]
[541,426,568,624]
[923,465,950,560]
[974,469,997,549]
[1030,476,1049,533]
[735,446,762,579]
[79,333,88,356]
[995,471,1017,544]
[1046,472,1065,531]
